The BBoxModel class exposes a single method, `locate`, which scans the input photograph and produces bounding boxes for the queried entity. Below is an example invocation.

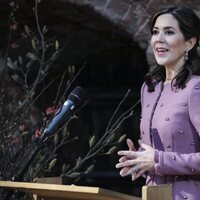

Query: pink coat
[140,76,200,200]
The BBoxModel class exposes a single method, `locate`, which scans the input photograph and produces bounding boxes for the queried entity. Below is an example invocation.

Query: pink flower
[18,124,27,132]
[11,137,20,145]
[21,33,28,39]
[10,24,17,30]
[19,124,26,132]
[45,106,58,115]
[11,43,19,49]
[34,128,41,138]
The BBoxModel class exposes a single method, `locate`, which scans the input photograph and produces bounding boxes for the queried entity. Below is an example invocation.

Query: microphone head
[68,86,85,106]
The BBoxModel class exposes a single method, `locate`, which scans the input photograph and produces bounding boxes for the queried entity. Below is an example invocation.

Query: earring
[184,49,189,61]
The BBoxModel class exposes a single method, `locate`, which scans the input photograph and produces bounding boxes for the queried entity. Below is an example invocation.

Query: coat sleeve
[154,80,200,176]
[139,82,147,148]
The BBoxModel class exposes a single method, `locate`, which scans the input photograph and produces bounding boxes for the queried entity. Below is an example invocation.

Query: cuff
[154,150,164,176]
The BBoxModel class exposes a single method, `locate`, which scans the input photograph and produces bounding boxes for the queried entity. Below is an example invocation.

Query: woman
[116,4,200,200]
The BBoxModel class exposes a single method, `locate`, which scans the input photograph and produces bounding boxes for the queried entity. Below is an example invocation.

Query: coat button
[160,103,164,107]
[146,104,150,107]
[174,87,179,92]
[166,144,171,148]
[195,85,199,89]
[181,103,187,106]
[183,195,188,199]
[179,130,184,134]
[191,168,195,172]
[141,131,144,134]
[172,155,176,160]
[165,117,170,121]
[191,142,195,146]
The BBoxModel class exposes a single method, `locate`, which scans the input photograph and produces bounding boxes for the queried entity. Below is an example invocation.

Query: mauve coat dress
[140,76,200,200]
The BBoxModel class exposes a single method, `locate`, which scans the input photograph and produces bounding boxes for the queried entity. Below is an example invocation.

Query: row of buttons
[146,102,187,107]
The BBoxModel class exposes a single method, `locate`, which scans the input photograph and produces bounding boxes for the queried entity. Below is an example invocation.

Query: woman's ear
[186,37,197,51]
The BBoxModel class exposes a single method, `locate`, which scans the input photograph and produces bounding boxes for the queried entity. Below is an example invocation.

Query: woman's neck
[164,57,186,80]
[165,70,176,81]
[165,63,184,81]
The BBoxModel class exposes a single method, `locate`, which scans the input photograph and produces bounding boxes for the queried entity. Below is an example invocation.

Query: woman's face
[151,14,188,69]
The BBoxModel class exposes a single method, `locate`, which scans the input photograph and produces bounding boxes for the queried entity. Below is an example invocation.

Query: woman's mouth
[156,48,168,55]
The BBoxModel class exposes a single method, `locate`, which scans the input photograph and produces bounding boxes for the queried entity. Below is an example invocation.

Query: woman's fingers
[125,162,142,176]
[116,140,152,179]
[118,150,137,157]
[119,156,128,162]
[119,167,131,176]
[116,141,154,180]
[138,140,152,150]
[132,168,146,181]
[118,139,137,162]
[126,138,137,151]
[118,162,146,178]
[116,158,139,169]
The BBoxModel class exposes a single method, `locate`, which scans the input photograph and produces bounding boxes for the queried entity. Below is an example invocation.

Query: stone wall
[60,0,200,66]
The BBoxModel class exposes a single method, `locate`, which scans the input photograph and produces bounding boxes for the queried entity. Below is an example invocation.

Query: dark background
[0,0,149,197]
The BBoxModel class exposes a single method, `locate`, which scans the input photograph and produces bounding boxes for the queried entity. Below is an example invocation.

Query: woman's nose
[155,32,165,42]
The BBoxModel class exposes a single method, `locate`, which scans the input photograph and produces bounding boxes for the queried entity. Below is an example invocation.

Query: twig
[54,71,67,105]
[64,95,141,174]
[106,89,131,133]
[60,62,87,103]
[30,78,58,106]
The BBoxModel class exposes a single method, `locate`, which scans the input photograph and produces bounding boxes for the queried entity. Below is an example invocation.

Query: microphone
[40,86,85,142]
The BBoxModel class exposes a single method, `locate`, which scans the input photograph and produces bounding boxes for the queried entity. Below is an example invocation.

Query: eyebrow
[153,26,175,30]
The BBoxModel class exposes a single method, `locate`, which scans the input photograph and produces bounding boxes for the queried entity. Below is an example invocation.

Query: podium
[0,181,139,200]
[0,181,172,200]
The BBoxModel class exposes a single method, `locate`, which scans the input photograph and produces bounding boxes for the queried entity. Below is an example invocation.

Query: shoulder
[140,80,161,93]
[185,76,200,90]
[140,80,162,105]
[184,76,200,103]
[140,82,147,92]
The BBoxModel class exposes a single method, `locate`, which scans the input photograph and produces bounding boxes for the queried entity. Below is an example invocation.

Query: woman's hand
[117,138,137,176]
[116,140,155,181]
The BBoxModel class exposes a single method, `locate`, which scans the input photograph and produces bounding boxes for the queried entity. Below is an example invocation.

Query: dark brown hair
[145,4,200,92]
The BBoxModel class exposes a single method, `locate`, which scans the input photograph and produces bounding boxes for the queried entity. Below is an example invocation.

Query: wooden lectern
[0,180,172,200]
[0,181,139,200]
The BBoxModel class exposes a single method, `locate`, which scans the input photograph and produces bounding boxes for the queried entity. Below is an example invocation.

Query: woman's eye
[165,31,174,35]
[152,30,159,35]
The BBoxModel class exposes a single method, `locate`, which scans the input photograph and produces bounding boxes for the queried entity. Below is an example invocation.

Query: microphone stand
[3,138,47,200]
